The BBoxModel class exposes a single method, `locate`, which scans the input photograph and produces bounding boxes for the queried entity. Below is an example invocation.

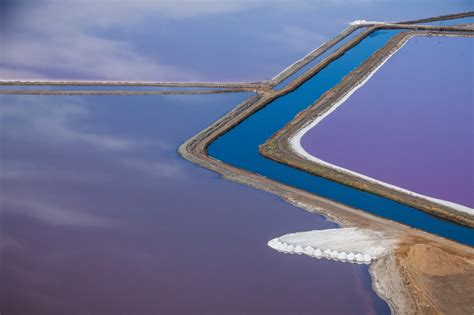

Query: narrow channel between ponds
[208,29,474,246]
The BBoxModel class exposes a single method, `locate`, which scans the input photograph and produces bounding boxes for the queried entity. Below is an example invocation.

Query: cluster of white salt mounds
[268,238,372,264]
[267,228,396,265]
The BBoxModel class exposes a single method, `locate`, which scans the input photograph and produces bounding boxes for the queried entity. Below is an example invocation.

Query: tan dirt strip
[0,81,268,88]
[178,25,474,314]
[398,11,474,25]
[260,31,474,228]
[0,88,258,96]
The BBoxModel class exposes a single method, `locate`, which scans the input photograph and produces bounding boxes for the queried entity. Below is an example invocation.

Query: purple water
[301,36,473,208]
[1,1,472,82]
[0,94,389,314]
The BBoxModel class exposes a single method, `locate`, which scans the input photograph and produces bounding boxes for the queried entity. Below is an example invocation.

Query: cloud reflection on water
[1,0,471,81]
[0,93,393,314]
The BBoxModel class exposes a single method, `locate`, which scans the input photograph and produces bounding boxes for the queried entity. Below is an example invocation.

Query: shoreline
[270,25,364,86]
[179,89,474,314]
[0,88,258,96]
[0,80,268,88]
[178,23,474,314]
[261,30,474,228]
[288,33,473,215]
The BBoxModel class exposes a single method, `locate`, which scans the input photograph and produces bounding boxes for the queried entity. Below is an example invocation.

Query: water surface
[2,1,471,81]
[301,36,473,208]
[209,30,474,246]
[274,28,365,90]
[0,93,389,314]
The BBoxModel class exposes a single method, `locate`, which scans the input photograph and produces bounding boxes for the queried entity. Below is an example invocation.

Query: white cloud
[1,0,213,81]
[2,0,298,81]
[1,198,116,227]
[0,161,105,182]
[0,96,147,150]
[1,23,195,81]
[0,68,45,81]
[3,33,193,81]
[121,158,185,179]
[268,25,326,53]
[0,95,186,181]
[0,0,379,81]
[29,0,254,23]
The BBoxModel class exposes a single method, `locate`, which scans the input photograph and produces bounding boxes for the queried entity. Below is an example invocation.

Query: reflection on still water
[0,94,388,314]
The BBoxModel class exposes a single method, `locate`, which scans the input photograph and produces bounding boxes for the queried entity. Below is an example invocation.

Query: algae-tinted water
[0,93,389,314]
[209,30,474,246]
[301,36,473,208]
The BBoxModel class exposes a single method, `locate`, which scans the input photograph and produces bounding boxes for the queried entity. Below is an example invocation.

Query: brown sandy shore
[0,80,269,88]
[0,80,271,96]
[178,23,474,314]
[260,30,474,228]
[0,88,260,96]
[0,83,268,96]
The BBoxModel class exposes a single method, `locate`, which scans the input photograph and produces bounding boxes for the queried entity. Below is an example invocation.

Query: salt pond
[208,30,474,246]
[300,36,473,209]
[0,93,388,314]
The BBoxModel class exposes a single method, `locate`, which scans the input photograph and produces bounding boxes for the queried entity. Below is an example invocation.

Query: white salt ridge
[267,228,392,265]
[349,20,386,26]
[289,35,474,217]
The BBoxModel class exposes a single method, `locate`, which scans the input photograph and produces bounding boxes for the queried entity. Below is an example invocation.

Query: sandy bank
[261,30,474,228]
[0,88,259,96]
[288,33,473,216]
[179,19,474,314]
[0,80,268,88]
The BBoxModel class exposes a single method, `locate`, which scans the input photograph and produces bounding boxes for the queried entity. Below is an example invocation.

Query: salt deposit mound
[267,228,396,264]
